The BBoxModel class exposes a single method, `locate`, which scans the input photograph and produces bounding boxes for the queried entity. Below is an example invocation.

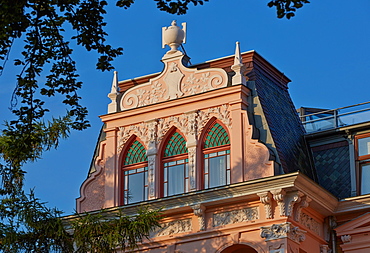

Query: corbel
[191,204,206,231]
[294,195,311,221]
[271,189,286,217]
[257,191,273,219]
[285,191,304,217]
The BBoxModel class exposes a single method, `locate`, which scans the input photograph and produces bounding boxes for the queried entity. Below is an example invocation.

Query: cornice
[66,172,338,220]
[336,194,370,214]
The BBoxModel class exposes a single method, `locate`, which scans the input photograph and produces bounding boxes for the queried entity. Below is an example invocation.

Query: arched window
[203,122,230,189]
[162,130,189,197]
[122,139,148,204]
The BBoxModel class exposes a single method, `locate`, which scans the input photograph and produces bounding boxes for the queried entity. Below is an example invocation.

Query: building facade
[75,21,370,253]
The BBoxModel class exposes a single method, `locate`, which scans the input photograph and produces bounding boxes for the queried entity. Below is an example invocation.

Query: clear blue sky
[1,0,369,215]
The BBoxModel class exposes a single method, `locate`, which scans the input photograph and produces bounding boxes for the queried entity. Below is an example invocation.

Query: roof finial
[108,71,118,113]
[234,41,243,65]
[231,41,246,86]
[162,21,187,53]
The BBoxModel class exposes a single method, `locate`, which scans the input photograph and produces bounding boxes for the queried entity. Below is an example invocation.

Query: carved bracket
[192,204,206,231]
[257,191,273,219]
[270,189,309,219]
[271,189,286,217]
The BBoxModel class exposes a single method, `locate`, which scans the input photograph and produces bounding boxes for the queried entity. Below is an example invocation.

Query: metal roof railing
[300,102,370,133]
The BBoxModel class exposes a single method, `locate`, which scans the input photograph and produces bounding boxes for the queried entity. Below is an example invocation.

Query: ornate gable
[335,212,370,236]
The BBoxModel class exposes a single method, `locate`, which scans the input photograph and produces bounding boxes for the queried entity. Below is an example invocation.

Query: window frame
[201,120,231,190]
[120,138,148,205]
[160,129,189,197]
[355,133,370,195]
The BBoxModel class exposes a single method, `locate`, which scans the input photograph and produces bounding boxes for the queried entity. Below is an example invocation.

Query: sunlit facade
[75,22,370,253]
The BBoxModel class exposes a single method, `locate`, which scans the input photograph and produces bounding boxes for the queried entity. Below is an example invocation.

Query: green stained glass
[124,140,147,165]
[204,123,230,148]
[164,132,188,157]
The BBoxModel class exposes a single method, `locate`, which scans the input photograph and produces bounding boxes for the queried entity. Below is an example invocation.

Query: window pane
[209,156,226,188]
[359,137,370,157]
[361,164,370,195]
[168,164,185,196]
[128,173,144,203]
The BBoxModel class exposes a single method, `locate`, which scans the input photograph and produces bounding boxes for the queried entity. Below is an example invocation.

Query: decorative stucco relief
[188,147,196,190]
[341,235,351,243]
[197,104,232,137]
[148,156,156,198]
[260,222,306,244]
[299,212,321,236]
[151,218,192,238]
[120,55,228,111]
[117,105,231,151]
[213,207,258,227]
[117,123,148,153]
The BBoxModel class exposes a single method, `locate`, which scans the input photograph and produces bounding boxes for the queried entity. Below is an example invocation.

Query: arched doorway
[220,244,258,253]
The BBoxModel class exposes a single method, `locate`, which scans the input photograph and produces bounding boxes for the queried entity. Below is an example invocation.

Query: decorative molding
[341,234,352,243]
[286,191,303,217]
[151,219,192,238]
[299,212,321,236]
[288,225,307,244]
[320,245,330,253]
[119,53,228,111]
[271,189,286,217]
[269,243,285,253]
[260,222,306,244]
[257,191,273,219]
[213,207,258,227]
[147,120,158,145]
[157,117,172,142]
[164,62,184,100]
[117,123,148,153]
[188,147,197,190]
[192,204,206,231]
[294,195,311,221]
[197,104,232,137]
[148,156,156,198]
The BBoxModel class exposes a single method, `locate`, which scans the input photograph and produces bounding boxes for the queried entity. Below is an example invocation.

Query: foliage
[267,0,310,19]
[0,191,162,252]
[72,208,161,252]
[0,0,308,251]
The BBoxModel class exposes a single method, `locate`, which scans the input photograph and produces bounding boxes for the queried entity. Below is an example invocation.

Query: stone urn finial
[162,20,187,53]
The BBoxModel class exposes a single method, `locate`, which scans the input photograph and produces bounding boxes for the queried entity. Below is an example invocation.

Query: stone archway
[220,244,258,253]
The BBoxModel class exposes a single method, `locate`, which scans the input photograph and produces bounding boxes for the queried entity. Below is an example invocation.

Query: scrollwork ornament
[213,207,258,227]
[151,219,192,238]
[157,118,171,142]
[117,123,148,153]
[271,189,286,217]
[257,191,273,219]
[260,222,306,244]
